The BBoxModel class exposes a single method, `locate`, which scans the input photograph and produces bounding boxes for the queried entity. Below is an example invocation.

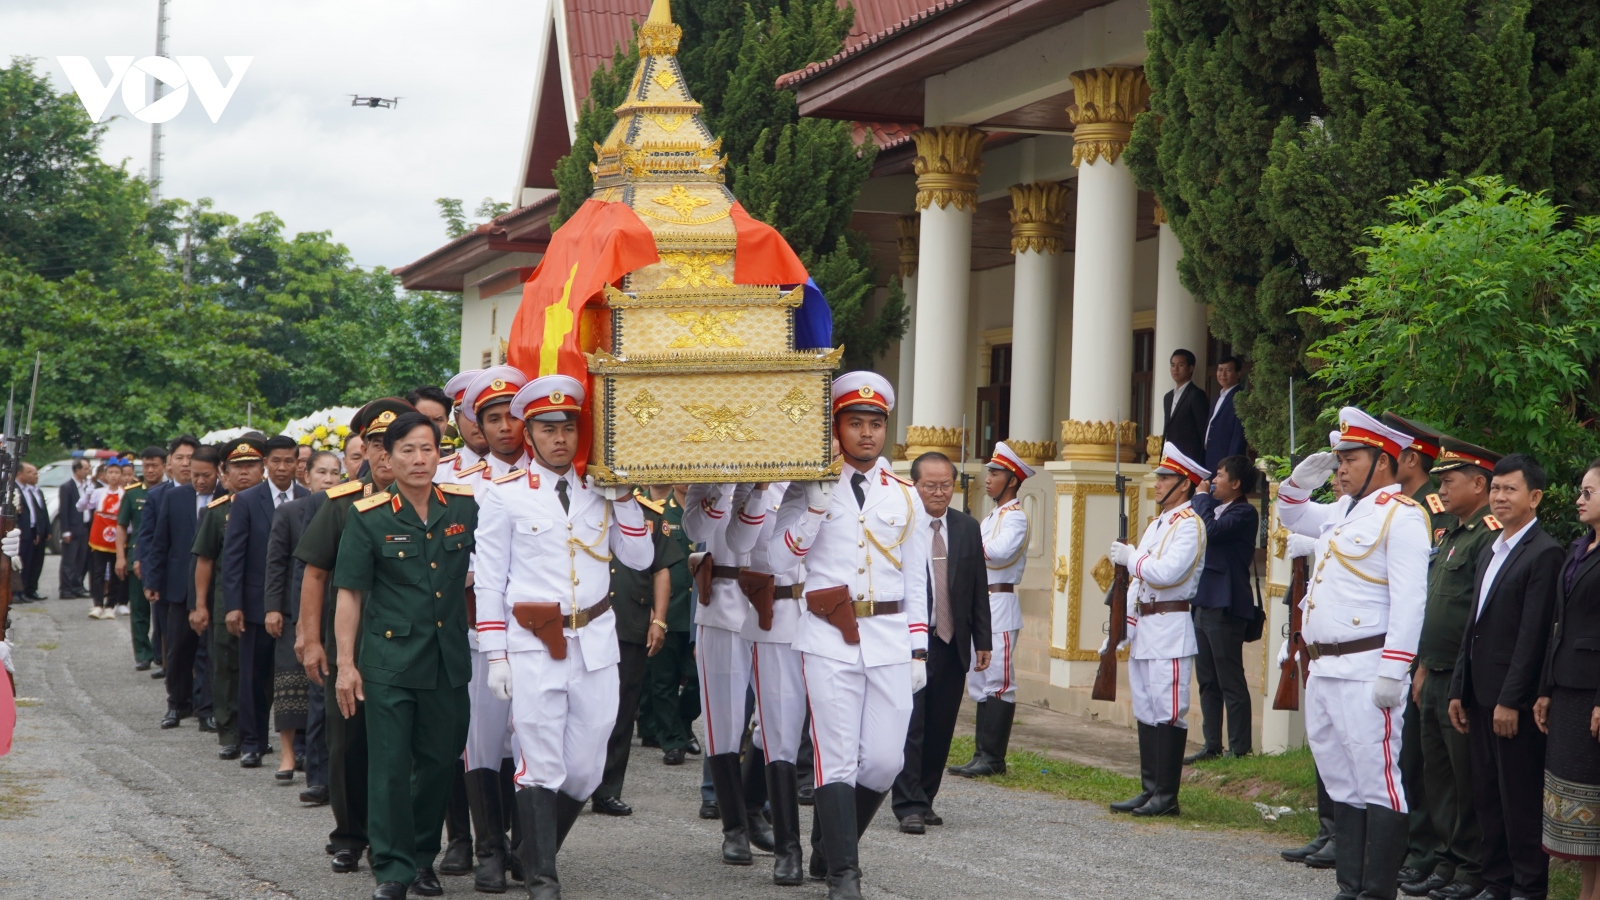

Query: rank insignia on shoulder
[456,460,487,479]
[207,494,233,509]
[1392,493,1419,507]
[527,471,540,490]
[493,469,525,484]
[326,480,364,499]
[445,523,465,537]
[1374,491,1393,505]
[1483,514,1503,531]
[354,493,391,513]
[1427,493,1446,514]
[439,452,458,465]
[881,469,912,487]
[439,483,474,496]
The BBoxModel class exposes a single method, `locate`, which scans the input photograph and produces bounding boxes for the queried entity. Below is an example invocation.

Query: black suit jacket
[926,508,992,670]
[1162,382,1210,463]
[1203,389,1247,473]
[145,484,210,608]
[59,478,88,538]
[1189,492,1259,619]
[17,485,46,544]
[263,494,317,622]
[223,480,309,624]
[1539,538,1600,705]
[1450,521,1563,709]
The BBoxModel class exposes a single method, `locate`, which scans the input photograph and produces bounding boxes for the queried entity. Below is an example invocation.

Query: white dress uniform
[1124,498,1206,728]
[746,482,806,764]
[1277,412,1429,812]
[433,445,482,485]
[682,482,766,757]
[970,497,1027,704]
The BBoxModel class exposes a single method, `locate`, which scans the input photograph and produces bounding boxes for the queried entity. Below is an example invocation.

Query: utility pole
[149,0,170,204]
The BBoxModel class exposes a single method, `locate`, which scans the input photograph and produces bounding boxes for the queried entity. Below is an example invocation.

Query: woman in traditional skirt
[1536,459,1600,899]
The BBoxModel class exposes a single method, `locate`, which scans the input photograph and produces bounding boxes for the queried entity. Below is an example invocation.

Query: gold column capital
[1003,438,1059,465]
[905,425,967,460]
[1059,419,1139,462]
[1008,181,1070,255]
[1066,67,1150,168]
[912,125,986,212]
[896,215,920,278]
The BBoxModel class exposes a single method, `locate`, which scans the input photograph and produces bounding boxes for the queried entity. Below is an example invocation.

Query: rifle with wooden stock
[1271,377,1310,711]
[0,355,39,652]
[1091,420,1129,703]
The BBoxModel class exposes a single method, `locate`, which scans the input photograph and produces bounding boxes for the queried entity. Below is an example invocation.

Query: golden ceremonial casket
[580,0,840,485]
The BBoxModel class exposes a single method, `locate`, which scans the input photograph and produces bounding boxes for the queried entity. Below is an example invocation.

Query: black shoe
[300,785,330,805]
[160,710,182,729]
[411,867,443,896]
[371,881,407,900]
[708,753,753,865]
[197,717,218,733]
[274,769,295,783]
[592,795,632,816]
[641,735,661,748]
[1403,873,1450,896]
[218,744,241,760]
[798,782,814,806]
[923,809,943,826]
[332,848,362,873]
[439,836,473,876]
[135,660,152,671]
[150,667,165,679]
[1304,836,1337,869]
[1429,882,1483,900]
[948,700,990,777]
[239,751,263,768]
[686,736,702,755]
[1282,817,1333,862]
[1183,747,1222,765]
[663,748,685,766]
[899,813,925,834]
[699,800,720,819]
[1399,867,1424,886]
[1111,722,1158,813]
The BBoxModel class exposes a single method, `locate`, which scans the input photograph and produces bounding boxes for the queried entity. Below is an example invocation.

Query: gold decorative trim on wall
[1054,481,1142,661]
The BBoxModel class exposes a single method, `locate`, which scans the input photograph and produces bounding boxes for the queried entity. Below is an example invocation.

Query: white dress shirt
[1205,385,1237,445]
[1476,517,1537,620]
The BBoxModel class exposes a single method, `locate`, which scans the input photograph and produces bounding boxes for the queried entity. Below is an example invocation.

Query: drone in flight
[350,95,400,109]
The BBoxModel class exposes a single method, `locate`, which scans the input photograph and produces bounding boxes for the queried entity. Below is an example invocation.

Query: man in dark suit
[1203,356,1247,473]
[264,462,328,803]
[1449,454,1562,900]
[16,463,48,601]
[892,452,992,832]
[57,458,91,598]
[1161,349,1209,464]
[223,434,309,767]
[1186,454,1260,762]
[146,442,219,729]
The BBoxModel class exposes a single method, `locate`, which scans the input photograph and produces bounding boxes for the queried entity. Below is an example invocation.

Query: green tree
[435,197,513,238]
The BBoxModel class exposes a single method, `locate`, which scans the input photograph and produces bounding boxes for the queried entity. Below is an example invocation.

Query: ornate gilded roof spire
[639,0,682,57]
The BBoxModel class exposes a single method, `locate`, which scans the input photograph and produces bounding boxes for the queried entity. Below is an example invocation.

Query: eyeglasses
[1581,488,1598,501]
[918,482,954,494]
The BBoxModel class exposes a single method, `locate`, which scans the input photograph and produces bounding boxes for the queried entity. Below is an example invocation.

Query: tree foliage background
[0,58,460,454]
[1127,0,1600,453]
[551,0,904,370]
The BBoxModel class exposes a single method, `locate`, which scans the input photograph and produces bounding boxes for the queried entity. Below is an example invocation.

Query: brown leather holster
[805,585,859,645]
[465,585,477,627]
[690,552,713,606]
[511,602,568,660]
[738,571,776,631]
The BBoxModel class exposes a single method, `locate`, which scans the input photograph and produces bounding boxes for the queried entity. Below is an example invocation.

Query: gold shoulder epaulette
[1176,507,1196,519]
[457,460,488,479]
[1426,493,1446,514]
[636,493,665,515]
[439,452,458,465]
[492,468,525,484]
[354,493,391,513]
[207,494,233,509]
[1483,514,1503,531]
[883,469,912,486]
[326,480,364,499]
[439,483,474,496]
[1393,493,1419,507]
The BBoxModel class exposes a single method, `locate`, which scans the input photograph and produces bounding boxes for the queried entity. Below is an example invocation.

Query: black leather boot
[743,745,775,852]
[1132,724,1183,817]
[947,701,989,776]
[464,768,508,893]
[765,761,804,885]
[815,782,862,900]
[854,782,887,838]
[1360,805,1410,900]
[1333,801,1367,900]
[960,700,1015,777]
[515,787,561,900]
[707,752,753,864]
[1111,722,1158,813]
[1283,816,1333,862]
[440,767,474,876]
[501,761,523,883]
[554,792,584,851]
[809,793,828,880]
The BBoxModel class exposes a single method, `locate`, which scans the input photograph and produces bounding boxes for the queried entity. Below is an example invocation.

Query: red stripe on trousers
[1171,658,1180,725]
[698,625,716,755]
[1000,632,1012,696]
[752,644,769,755]
[802,654,824,787]
[1381,707,1399,809]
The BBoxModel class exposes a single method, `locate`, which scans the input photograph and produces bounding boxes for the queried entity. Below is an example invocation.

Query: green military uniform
[119,481,156,667]
[639,492,700,753]
[193,492,239,750]
[333,483,475,886]
[595,492,685,800]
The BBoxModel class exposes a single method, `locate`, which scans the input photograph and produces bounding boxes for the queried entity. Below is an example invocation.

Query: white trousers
[751,641,806,764]
[508,637,619,800]
[1305,673,1406,811]
[967,628,1019,704]
[1129,656,1193,728]
[696,624,752,757]
[801,652,912,792]
[464,648,513,772]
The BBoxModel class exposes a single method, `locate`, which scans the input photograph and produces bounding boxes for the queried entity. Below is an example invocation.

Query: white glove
[1277,638,1291,666]
[487,657,513,701]
[1372,675,1405,709]
[1289,451,1338,490]
[1107,541,1134,568]
[1097,635,1131,655]
[0,638,12,675]
[0,527,18,568]
[804,480,833,511]
[598,484,632,502]
[910,658,927,693]
[1286,534,1318,559]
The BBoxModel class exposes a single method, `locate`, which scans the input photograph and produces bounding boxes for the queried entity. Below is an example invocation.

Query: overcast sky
[2,0,555,270]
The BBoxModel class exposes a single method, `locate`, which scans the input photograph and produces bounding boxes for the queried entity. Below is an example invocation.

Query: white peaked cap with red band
[444,371,478,407]
[511,375,585,423]
[1153,441,1210,485]
[986,441,1034,481]
[831,371,894,416]
[1331,407,1408,458]
[461,365,528,425]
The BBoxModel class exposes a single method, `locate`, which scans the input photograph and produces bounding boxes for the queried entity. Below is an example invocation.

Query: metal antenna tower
[149,0,170,204]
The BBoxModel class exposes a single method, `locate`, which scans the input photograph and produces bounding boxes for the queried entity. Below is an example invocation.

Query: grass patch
[0,767,41,819]
[34,642,56,651]
[13,698,40,707]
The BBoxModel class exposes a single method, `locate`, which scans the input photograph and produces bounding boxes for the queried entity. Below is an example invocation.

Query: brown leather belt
[851,599,903,617]
[989,583,1017,594]
[773,584,805,600]
[1306,633,1387,660]
[711,565,743,580]
[568,598,611,630]
[1138,600,1191,616]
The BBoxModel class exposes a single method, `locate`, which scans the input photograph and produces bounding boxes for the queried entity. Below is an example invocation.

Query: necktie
[851,472,867,509]
[556,478,570,513]
[930,520,952,644]
[277,491,288,507]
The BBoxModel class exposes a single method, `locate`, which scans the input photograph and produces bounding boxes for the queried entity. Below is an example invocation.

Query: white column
[906,125,986,459]
[1153,212,1208,410]
[1007,181,1069,459]
[895,216,919,445]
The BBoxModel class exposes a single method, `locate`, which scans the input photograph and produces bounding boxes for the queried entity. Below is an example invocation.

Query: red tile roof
[777,0,973,90]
